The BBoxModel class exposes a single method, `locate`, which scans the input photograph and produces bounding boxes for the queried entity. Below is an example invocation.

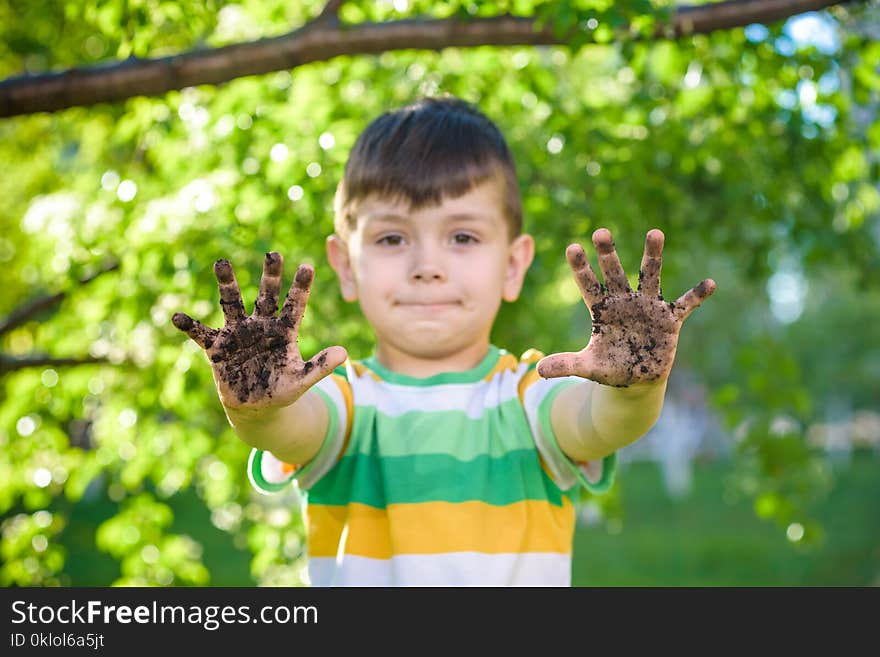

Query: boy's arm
[172,252,347,466]
[223,390,329,465]
[538,228,715,461]
[549,379,666,461]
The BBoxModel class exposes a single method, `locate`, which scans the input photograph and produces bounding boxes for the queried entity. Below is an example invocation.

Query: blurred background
[1,0,878,586]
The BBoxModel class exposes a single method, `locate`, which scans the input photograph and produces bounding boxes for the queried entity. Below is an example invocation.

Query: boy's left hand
[537,228,715,387]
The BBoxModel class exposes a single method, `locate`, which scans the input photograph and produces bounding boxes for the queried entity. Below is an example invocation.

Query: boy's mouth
[395,300,461,310]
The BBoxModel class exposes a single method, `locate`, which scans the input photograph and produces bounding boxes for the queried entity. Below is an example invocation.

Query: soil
[254,252,282,316]
[587,291,679,387]
[174,256,329,406]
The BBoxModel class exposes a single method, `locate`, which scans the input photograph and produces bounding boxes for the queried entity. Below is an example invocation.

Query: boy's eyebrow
[363,212,409,224]
[442,212,495,223]
[363,211,497,224]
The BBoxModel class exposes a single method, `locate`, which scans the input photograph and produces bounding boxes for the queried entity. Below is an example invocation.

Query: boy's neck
[373,339,492,379]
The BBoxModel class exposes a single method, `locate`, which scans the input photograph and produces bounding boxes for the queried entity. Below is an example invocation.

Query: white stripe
[308,552,572,587]
[349,362,531,419]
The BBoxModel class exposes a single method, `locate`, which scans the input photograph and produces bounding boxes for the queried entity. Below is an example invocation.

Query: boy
[172,96,715,586]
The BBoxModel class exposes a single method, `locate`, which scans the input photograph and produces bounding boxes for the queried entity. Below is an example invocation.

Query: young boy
[172,96,715,586]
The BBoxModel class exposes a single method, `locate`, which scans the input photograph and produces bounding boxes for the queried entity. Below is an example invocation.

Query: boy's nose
[409,247,446,282]
[411,264,445,282]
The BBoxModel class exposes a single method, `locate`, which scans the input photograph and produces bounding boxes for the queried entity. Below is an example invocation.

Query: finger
[638,228,664,298]
[280,264,315,337]
[537,352,584,379]
[565,243,604,307]
[214,259,247,325]
[299,345,349,387]
[672,278,717,322]
[540,351,619,386]
[172,312,219,350]
[592,228,631,295]
[254,252,284,317]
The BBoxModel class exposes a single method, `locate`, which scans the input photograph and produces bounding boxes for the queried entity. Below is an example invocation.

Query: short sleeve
[520,365,616,494]
[248,371,352,494]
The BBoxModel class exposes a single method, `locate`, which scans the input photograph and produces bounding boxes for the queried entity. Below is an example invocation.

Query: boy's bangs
[336,96,523,235]
[347,151,500,210]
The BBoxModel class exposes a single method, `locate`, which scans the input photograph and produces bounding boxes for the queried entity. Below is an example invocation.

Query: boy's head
[333,95,522,241]
[326,95,534,370]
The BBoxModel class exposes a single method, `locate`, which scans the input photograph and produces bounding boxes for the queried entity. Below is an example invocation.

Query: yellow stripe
[306,505,347,557]
[306,499,575,559]
[517,366,541,403]
[482,352,519,381]
[350,360,380,381]
[520,348,544,365]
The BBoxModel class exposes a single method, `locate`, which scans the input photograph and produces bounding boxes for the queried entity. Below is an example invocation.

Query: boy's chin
[378,332,486,361]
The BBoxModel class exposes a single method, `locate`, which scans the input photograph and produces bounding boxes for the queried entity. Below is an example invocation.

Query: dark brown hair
[334,95,522,239]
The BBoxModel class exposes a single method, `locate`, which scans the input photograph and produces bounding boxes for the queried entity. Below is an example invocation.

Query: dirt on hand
[172,252,346,409]
[537,228,716,387]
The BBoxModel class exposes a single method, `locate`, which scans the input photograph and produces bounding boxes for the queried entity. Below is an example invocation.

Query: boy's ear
[326,234,359,302]
[502,233,535,302]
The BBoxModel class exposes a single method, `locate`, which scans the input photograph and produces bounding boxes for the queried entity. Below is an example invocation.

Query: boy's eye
[452,233,478,245]
[377,234,404,246]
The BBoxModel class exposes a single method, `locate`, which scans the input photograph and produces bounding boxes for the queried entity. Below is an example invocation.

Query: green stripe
[360,345,502,385]
[248,449,291,493]
[345,400,534,460]
[307,449,567,508]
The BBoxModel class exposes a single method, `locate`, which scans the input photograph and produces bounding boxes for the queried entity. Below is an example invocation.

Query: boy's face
[327,178,534,365]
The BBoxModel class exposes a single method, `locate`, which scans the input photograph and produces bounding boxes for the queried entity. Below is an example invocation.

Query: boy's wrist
[222,388,326,459]
[224,403,283,427]
[597,376,667,399]
[585,377,667,451]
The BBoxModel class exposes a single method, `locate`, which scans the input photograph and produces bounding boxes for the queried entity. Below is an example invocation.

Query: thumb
[301,345,348,388]
[536,352,583,379]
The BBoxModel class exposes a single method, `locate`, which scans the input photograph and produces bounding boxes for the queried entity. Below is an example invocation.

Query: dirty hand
[537,228,715,387]
[172,252,347,409]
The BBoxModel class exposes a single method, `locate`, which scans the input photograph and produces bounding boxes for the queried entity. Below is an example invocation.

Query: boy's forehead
[356,179,506,225]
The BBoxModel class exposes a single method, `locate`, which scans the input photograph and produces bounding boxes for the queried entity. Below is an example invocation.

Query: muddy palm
[538,228,716,387]
[172,252,347,408]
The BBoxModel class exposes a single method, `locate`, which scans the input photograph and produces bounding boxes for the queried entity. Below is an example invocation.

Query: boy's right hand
[172,253,347,411]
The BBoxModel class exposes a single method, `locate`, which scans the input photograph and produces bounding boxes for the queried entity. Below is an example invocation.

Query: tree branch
[0,0,853,118]
[665,0,850,34]
[0,354,108,375]
[0,260,119,336]
[317,0,346,23]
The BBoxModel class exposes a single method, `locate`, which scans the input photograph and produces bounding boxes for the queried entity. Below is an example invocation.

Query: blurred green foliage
[0,1,878,586]
[573,454,880,586]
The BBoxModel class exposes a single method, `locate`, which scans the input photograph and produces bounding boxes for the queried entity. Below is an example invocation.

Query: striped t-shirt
[248,345,616,586]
